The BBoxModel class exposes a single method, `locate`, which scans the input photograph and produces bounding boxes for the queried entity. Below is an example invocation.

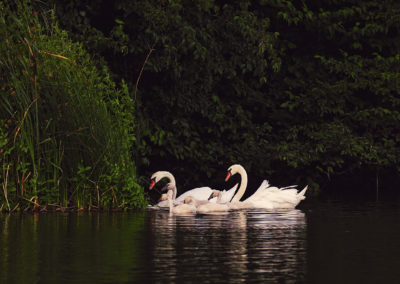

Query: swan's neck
[170,184,177,200]
[167,190,174,213]
[162,171,177,200]
[231,167,248,203]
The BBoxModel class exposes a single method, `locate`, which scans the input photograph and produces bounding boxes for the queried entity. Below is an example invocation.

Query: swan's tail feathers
[261,180,270,188]
[298,185,308,197]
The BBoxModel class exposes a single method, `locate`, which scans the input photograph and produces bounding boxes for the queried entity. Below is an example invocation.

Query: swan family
[149,164,308,215]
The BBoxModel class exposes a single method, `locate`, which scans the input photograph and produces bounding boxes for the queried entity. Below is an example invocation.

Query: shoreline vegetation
[0,1,146,212]
[3,0,400,212]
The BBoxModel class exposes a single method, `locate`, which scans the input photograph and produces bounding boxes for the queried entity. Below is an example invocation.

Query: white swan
[167,190,196,215]
[225,164,308,209]
[149,171,238,205]
[196,190,230,214]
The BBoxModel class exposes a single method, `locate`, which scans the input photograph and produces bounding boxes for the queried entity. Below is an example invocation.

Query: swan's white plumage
[176,183,238,203]
[228,201,254,210]
[245,185,308,209]
[156,193,181,208]
[150,171,238,205]
[196,190,230,214]
[167,190,196,215]
[175,186,212,202]
[226,164,308,210]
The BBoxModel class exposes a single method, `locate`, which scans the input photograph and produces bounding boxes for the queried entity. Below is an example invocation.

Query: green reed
[0,0,146,212]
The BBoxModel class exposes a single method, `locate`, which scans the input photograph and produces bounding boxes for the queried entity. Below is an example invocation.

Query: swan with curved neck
[149,171,238,205]
[149,171,179,207]
[225,164,248,203]
[225,164,308,209]
[150,171,177,199]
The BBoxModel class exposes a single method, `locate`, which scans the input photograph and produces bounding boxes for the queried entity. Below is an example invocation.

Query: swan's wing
[175,186,213,202]
[268,189,299,203]
[220,183,239,203]
[272,186,308,206]
[270,186,307,203]
[246,190,295,209]
[258,188,306,209]
[244,180,270,203]
[245,182,306,208]
[298,185,308,197]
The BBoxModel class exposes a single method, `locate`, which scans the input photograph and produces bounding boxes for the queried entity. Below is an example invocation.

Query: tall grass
[0,0,146,211]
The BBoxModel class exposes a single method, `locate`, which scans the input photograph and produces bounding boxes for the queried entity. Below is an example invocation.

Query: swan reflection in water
[149,209,306,283]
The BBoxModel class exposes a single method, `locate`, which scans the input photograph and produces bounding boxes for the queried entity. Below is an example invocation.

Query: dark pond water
[1,200,400,283]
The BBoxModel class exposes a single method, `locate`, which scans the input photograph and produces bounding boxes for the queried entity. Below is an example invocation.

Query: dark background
[45,0,400,199]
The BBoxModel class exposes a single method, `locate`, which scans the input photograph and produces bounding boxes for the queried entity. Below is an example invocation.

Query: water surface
[1,201,399,283]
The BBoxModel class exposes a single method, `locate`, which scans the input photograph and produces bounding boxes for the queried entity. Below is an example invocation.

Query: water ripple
[149,208,307,283]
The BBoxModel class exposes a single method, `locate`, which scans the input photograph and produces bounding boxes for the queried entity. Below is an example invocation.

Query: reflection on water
[149,209,306,283]
[2,202,400,283]
[0,209,306,283]
[0,213,148,283]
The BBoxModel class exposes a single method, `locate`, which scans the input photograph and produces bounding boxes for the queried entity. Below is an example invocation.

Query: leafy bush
[0,0,146,211]
[49,0,400,195]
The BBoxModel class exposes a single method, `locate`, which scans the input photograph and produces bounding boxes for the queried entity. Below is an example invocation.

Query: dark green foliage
[48,0,400,194]
[266,0,400,190]
[0,0,146,211]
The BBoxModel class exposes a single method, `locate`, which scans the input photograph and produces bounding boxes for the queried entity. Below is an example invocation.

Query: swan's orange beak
[149,179,156,190]
[225,172,231,182]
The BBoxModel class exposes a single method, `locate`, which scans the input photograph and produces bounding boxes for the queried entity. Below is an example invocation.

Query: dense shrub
[49,0,400,195]
[0,0,146,211]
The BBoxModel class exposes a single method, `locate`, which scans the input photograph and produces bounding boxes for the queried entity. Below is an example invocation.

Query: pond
[1,200,400,283]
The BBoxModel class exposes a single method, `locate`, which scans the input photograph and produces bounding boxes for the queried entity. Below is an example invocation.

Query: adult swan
[149,171,238,206]
[225,164,308,209]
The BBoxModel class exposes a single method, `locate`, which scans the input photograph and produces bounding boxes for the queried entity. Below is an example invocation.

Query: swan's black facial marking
[149,177,157,190]
[225,169,232,182]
